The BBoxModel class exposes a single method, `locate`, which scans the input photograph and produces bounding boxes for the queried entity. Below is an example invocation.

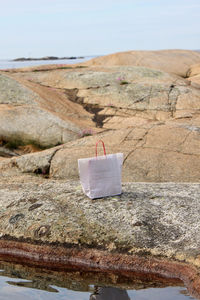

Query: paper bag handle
[96,140,106,157]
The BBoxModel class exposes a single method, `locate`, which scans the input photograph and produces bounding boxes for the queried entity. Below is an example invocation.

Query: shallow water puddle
[0,260,196,300]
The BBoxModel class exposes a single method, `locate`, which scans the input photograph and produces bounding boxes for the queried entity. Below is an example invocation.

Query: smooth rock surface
[187,63,200,88]
[1,57,200,182]
[49,120,200,182]
[85,49,200,77]
[0,73,93,147]
[1,50,200,298]
[187,63,200,77]
[1,114,200,182]
[14,65,200,124]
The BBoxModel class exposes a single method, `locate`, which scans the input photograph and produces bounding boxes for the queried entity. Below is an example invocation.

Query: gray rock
[0,106,80,147]
[0,73,39,105]
[0,73,82,148]
[0,176,200,268]
[0,147,19,157]
[12,147,60,174]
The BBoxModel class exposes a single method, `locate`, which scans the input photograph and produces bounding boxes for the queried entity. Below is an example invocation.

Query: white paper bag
[78,140,123,199]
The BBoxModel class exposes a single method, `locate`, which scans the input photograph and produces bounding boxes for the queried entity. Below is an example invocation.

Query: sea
[0,56,96,70]
[1,50,199,70]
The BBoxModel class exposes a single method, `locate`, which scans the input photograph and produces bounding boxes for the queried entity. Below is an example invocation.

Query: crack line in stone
[123,125,156,164]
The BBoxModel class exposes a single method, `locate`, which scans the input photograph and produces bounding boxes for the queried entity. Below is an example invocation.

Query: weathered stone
[1,50,200,298]
[0,105,80,147]
[187,63,200,77]
[1,58,200,182]
[0,146,19,158]
[0,73,94,148]
[0,170,200,297]
[0,73,39,105]
[10,146,60,174]
[2,116,200,183]
[47,120,200,182]
[187,63,200,88]
[28,203,43,211]
[21,65,200,125]
[9,213,25,224]
[0,175,200,268]
[85,49,200,77]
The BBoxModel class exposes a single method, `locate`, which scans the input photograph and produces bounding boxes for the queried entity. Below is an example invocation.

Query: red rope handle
[96,140,106,157]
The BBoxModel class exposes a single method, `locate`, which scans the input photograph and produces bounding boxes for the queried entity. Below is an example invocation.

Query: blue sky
[0,0,199,59]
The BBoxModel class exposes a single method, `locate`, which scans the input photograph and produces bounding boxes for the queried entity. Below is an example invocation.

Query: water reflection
[0,259,195,300]
[6,280,58,293]
[0,259,184,293]
[90,286,130,300]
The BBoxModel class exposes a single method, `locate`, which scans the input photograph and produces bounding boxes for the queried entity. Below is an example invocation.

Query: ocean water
[0,56,95,70]
[0,260,196,300]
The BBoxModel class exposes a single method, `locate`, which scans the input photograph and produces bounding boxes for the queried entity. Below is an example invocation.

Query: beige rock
[85,50,200,77]
[12,146,60,174]
[190,76,200,88]
[3,114,200,183]
[2,53,200,297]
[0,73,96,148]
[47,120,200,182]
[1,54,200,184]
[17,65,200,126]
[187,64,200,88]
[0,105,80,147]
[187,63,200,77]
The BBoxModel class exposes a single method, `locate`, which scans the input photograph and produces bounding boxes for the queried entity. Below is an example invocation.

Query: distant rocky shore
[12,55,85,61]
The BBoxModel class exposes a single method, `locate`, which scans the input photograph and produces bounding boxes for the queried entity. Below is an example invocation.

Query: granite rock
[85,49,200,77]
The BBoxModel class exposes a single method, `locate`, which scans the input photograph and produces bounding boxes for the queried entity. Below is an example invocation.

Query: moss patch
[0,136,61,151]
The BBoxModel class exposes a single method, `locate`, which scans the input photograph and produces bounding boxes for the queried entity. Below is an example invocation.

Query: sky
[0,0,199,59]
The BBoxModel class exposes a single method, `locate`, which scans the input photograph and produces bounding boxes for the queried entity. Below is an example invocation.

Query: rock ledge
[0,176,200,297]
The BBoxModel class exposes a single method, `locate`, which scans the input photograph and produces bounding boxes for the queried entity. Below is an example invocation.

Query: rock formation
[0,170,200,298]
[86,49,200,77]
[1,49,200,298]
[187,63,200,88]
[1,55,200,182]
[0,72,95,148]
